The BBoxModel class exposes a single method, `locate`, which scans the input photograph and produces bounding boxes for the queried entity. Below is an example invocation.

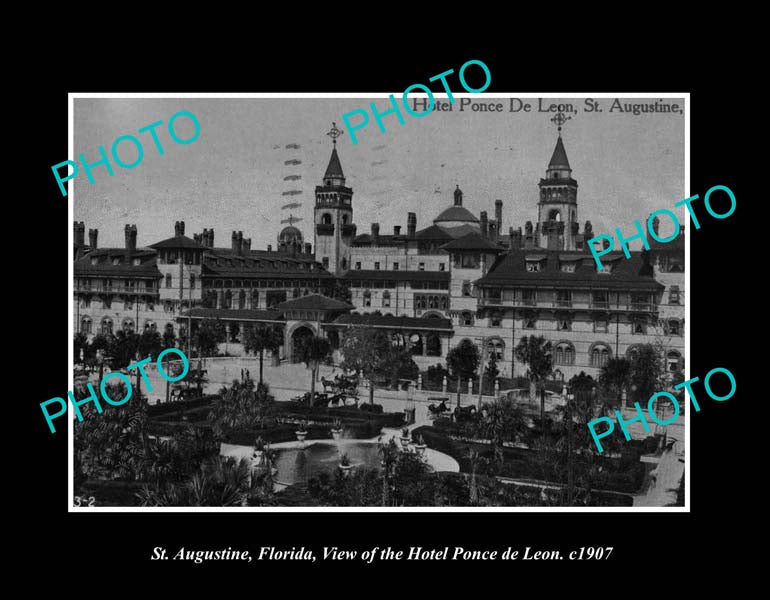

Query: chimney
[305,242,312,254]
[174,221,185,236]
[584,221,593,238]
[371,222,380,243]
[231,231,239,252]
[74,221,85,247]
[495,199,503,231]
[509,226,522,250]
[524,221,534,249]
[124,224,137,255]
[244,238,251,252]
[651,215,660,236]
[480,211,488,238]
[394,225,401,236]
[603,238,610,250]
[208,228,215,248]
[407,213,416,237]
[454,185,463,206]
[193,233,201,243]
[88,228,98,249]
[238,231,244,254]
[267,244,272,252]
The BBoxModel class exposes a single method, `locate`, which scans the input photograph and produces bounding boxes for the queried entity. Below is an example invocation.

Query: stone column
[442,376,447,394]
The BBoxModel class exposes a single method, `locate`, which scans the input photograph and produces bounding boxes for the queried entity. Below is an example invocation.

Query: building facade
[74,122,684,381]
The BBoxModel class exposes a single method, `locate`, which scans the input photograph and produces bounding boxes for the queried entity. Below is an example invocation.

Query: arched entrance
[291,325,315,363]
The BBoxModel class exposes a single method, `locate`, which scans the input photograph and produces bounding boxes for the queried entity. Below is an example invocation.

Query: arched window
[224,290,233,308]
[461,311,473,326]
[238,290,246,309]
[165,273,172,288]
[251,290,259,308]
[554,342,575,365]
[549,209,561,221]
[322,213,332,225]
[486,338,504,361]
[626,345,642,360]
[668,320,681,336]
[440,296,449,310]
[189,273,196,289]
[490,310,502,327]
[590,344,611,368]
[428,295,438,309]
[553,369,564,381]
[101,317,113,335]
[165,323,174,335]
[341,258,347,270]
[145,320,156,332]
[363,289,371,307]
[383,290,391,307]
[342,214,349,224]
[80,316,92,335]
[122,318,135,333]
[667,350,682,372]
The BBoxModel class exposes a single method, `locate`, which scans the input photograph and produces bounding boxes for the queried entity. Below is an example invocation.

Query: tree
[137,329,162,360]
[514,336,553,402]
[341,327,391,405]
[74,333,88,364]
[243,324,283,385]
[599,357,631,408]
[193,319,225,357]
[629,344,665,407]
[296,335,332,405]
[484,354,499,394]
[446,339,480,404]
[162,327,177,350]
[111,330,140,369]
[208,379,275,438]
[73,380,148,481]
[328,280,352,304]
[473,397,527,469]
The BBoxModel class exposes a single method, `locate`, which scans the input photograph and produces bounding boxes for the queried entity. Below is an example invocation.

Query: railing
[476,297,658,312]
[76,286,157,294]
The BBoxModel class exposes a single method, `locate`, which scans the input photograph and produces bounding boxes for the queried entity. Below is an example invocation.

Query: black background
[25,34,744,585]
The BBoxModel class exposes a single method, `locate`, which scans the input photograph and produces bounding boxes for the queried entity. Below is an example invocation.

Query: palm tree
[467,448,482,506]
[378,437,400,507]
[599,357,631,408]
[243,324,283,385]
[474,397,526,471]
[297,335,331,406]
[514,336,553,432]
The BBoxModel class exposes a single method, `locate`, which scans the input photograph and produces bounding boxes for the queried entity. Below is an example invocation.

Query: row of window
[353,261,446,272]
[80,316,174,337]
[459,312,684,336]
[481,287,682,306]
[551,342,683,371]
[350,281,449,290]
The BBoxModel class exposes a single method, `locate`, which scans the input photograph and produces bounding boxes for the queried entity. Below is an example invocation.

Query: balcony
[316,224,334,236]
[476,296,657,313]
[341,224,357,238]
[76,285,157,295]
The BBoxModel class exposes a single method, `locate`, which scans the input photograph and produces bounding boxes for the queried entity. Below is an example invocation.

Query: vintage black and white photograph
[70,94,687,509]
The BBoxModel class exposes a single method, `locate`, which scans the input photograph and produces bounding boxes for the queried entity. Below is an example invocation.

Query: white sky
[73,96,685,250]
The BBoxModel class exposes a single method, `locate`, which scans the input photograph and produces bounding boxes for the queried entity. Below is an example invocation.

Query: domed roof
[434,205,480,224]
[279,225,303,241]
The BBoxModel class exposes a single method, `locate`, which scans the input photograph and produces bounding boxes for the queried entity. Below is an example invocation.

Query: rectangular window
[461,254,480,269]
[374,262,380,270]
[526,261,541,272]
[355,262,361,270]
[419,262,425,271]
[322,257,329,270]
[462,281,472,297]
[669,286,680,304]
[592,291,609,308]
[393,262,399,270]
[669,320,680,335]
[632,321,647,335]
[522,289,536,306]
[556,290,572,307]
[594,319,609,333]
[523,317,536,329]
[439,263,445,272]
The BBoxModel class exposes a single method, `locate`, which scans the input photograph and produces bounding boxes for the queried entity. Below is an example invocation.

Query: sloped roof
[343,270,450,283]
[441,232,505,251]
[549,136,571,170]
[333,313,453,331]
[181,308,283,321]
[414,225,454,241]
[434,205,480,223]
[274,294,354,311]
[150,235,207,250]
[477,249,663,290]
[324,147,344,179]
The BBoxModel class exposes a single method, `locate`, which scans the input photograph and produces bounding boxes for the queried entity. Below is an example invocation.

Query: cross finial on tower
[551,111,571,136]
[326,122,344,146]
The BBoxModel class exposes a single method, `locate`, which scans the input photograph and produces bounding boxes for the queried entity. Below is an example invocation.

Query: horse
[453,405,477,423]
[427,400,449,418]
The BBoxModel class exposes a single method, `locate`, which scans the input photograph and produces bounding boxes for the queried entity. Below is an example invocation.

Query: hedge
[147,395,216,417]
[223,420,385,446]
[414,425,646,495]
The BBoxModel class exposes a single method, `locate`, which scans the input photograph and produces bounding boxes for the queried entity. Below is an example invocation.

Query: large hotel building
[73,124,684,382]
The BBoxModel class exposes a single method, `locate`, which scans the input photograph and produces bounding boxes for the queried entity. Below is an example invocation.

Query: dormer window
[526,261,541,272]
[598,263,614,274]
[112,257,120,265]
[561,262,576,273]
[133,257,141,266]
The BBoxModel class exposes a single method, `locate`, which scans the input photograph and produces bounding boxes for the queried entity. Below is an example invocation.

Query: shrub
[360,403,384,414]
